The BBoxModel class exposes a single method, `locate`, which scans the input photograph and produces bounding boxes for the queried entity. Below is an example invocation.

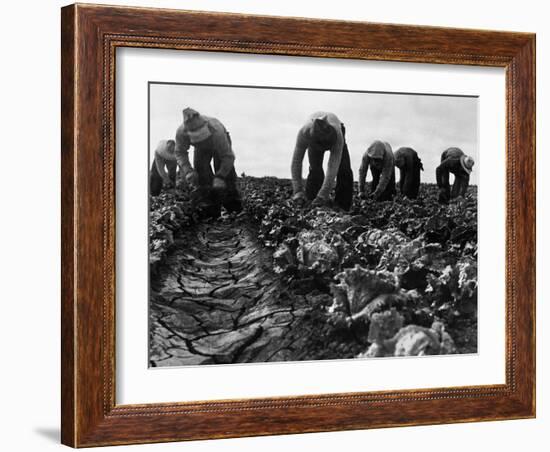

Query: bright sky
[149,83,478,185]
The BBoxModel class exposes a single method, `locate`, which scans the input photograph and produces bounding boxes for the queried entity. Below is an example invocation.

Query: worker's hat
[460,155,475,174]
[367,140,389,159]
[183,108,212,144]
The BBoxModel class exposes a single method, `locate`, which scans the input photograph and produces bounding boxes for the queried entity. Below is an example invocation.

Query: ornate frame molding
[61,4,535,447]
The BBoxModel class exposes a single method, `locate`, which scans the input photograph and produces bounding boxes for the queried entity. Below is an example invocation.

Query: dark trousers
[150,159,177,196]
[370,167,396,201]
[305,138,354,211]
[193,146,242,217]
[398,154,422,199]
[436,161,469,203]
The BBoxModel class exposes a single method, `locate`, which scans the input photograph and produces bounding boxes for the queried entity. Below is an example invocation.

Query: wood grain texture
[60,3,536,447]
[60,5,76,447]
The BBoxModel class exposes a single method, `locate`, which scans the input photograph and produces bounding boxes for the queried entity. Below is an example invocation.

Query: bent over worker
[394,147,423,199]
[436,147,475,204]
[290,112,354,211]
[359,140,396,202]
[175,108,242,217]
[150,139,177,196]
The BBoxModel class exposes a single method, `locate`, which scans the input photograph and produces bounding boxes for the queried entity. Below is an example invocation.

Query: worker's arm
[316,132,343,201]
[290,125,310,196]
[174,125,193,177]
[371,146,395,200]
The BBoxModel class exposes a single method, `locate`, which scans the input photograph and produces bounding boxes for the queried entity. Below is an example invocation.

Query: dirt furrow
[149,215,321,367]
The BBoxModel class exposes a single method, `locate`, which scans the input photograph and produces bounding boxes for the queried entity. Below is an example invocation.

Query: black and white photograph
[148,82,478,367]
[2,0,543,449]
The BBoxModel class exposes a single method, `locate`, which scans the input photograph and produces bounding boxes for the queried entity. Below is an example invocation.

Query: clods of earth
[149,177,478,367]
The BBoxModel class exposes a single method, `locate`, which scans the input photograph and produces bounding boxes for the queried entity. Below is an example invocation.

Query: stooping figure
[436,147,475,203]
[359,140,396,201]
[394,147,423,199]
[175,107,243,217]
[291,112,353,210]
[290,112,354,211]
[150,139,177,196]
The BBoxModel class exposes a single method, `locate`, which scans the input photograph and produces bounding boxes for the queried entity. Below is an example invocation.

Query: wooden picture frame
[61,3,535,447]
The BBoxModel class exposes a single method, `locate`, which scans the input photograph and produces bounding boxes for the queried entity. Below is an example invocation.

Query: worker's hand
[163,178,174,189]
[212,176,226,190]
[291,191,307,206]
[358,187,367,199]
[452,195,466,205]
[370,191,381,201]
[185,170,199,187]
[311,196,329,208]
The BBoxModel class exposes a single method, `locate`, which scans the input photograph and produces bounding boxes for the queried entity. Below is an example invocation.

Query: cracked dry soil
[149,215,363,367]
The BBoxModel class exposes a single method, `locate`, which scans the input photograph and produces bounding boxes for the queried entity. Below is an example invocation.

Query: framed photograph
[61,4,536,447]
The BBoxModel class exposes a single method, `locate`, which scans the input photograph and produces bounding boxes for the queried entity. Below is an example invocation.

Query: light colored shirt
[290,111,344,200]
[154,140,176,182]
[175,116,235,179]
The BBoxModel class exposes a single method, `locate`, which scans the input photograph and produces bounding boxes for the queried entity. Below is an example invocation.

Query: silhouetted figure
[150,139,177,196]
[290,112,354,211]
[436,147,475,203]
[394,147,423,199]
[175,108,242,217]
[359,140,396,201]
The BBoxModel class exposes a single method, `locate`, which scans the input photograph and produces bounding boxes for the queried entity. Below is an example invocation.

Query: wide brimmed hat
[460,155,475,174]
